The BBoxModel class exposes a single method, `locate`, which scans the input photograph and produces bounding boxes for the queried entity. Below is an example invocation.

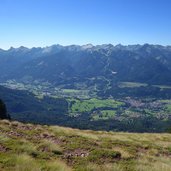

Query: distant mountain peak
[8,46,29,53]
[81,44,94,49]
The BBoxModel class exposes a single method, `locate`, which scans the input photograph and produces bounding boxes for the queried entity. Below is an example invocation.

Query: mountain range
[1,44,171,132]
[1,43,171,86]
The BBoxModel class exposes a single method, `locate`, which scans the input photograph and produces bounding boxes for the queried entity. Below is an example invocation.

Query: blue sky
[1,0,171,49]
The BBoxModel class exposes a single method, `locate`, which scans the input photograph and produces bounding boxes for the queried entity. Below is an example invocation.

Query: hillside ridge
[0,120,171,171]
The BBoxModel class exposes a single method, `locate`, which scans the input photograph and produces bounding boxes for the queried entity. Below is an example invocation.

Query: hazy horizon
[2,42,171,51]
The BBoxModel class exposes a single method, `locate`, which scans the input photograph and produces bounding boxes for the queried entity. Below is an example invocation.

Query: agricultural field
[118,82,148,88]
[153,85,171,89]
[165,104,171,113]
[68,98,124,116]
[118,82,171,89]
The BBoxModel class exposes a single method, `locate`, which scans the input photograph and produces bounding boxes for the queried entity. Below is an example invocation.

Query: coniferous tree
[0,99,10,119]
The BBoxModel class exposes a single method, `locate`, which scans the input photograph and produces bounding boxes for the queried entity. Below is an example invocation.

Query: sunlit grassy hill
[0,120,171,171]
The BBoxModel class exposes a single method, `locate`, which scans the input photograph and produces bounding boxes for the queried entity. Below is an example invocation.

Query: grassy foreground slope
[0,120,171,171]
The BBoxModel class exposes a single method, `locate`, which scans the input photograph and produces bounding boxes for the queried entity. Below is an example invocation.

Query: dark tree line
[0,99,10,119]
